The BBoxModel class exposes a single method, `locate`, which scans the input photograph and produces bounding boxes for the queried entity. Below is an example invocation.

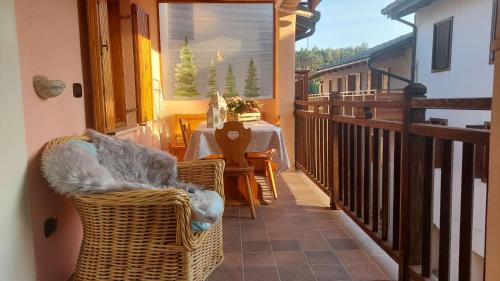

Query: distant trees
[244,58,260,98]
[224,64,238,97]
[295,43,369,73]
[174,36,199,97]
[207,59,217,97]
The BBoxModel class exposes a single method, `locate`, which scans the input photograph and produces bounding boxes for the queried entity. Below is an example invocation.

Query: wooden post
[400,83,427,280]
[330,92,339,210]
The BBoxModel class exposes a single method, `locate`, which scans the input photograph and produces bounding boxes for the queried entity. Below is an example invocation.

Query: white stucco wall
[415,0,493,279]
[0,0,36,279]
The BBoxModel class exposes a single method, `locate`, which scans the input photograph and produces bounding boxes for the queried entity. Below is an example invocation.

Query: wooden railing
[294,84,491,281]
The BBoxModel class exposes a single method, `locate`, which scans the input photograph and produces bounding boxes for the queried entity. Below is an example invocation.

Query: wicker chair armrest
[75,188,190,207]
[177,159,225,200]
[75,188,205,250]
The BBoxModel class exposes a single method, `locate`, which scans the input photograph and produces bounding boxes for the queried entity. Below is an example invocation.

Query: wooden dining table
[184,120,290,205]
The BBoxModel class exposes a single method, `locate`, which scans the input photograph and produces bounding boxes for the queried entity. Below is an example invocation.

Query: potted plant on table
[226,97,262,122]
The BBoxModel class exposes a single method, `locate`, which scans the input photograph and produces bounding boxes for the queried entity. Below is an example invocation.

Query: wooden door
[132,4,154,123]
[86,0,116,132]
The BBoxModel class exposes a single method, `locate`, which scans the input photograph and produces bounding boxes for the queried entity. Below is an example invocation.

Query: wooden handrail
[410,123,490,145]
[411,97,492,110]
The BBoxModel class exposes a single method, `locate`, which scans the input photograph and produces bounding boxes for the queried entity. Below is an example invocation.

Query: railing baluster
[458,142,475,281]
[382,130,389,241]
[338,123,344,202]
[422,136,435,277]
[363,126,371,225]
[349,124,355,211]
[372,128,380,233]
[392,131,401,250]
[356,125,363,217]
[343,124,349,204]
[439,139,453,281]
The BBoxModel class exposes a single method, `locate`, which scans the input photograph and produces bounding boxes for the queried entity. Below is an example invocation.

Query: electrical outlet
[44,216,58,238]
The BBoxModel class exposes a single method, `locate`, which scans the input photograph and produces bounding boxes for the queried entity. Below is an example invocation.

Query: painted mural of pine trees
[244,58,260,98]
[174,36,199,97]
[224,64,238,97]
[207,59,217,97]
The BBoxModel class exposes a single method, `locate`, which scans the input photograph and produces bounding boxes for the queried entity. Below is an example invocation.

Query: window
[328,80,333,93]
[432,17,453,72]
[158,3,275,100]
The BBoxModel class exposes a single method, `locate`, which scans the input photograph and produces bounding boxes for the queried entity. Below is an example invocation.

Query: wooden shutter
[336,77,343,92]
[132,4,154,123]
[432,17,453,71]
[382,67,390,90]
[356,73,361,92]
[86,0,116,132]
[367,71,372,90]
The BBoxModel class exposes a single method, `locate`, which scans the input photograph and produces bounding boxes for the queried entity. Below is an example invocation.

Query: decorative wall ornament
[207,91,227,128]
[33,75,65,99]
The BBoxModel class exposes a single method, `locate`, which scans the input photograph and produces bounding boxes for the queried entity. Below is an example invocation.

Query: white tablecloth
[184,121,290,173]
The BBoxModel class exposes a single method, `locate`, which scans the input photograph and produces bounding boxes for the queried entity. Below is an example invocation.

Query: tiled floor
[207,171,398,281]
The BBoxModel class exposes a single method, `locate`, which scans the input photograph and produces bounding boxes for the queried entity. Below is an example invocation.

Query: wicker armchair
[43,136,225,281]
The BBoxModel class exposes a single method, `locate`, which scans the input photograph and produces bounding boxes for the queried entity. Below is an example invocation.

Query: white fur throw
[41,130,223,224]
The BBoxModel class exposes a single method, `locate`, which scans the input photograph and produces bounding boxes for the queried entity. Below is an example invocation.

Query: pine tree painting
[244,58,260,98]
[174,36,199,97]
[224,64,238,97]
[207,59,217,97]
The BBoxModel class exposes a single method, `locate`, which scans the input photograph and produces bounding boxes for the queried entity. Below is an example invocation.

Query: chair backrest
[215,121,251,167]
[179,118,192,147]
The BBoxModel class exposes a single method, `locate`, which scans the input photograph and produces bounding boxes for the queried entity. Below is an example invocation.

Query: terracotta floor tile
[310,264,352,281]
[328,239,360,250]
[336,250,373,265]
[292,228,323,239]
[241,229,268,241]
[273,250,308,266]
[243,251,276,267]
[223,241,241,253]
[270,240,301,251]
[298,238,331,251]
[244,266,280,281]
[277,265,316,281]
[242,240,271,252]
[219,172,391,281]
[207,267,243,281]
[344,263,389,280]
[305,250,341,265]
[321,229,351,239]
[267,228,295,240]
[220,252,242,268]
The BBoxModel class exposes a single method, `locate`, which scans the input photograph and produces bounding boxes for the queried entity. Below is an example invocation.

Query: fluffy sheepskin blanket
[41,130,223,224]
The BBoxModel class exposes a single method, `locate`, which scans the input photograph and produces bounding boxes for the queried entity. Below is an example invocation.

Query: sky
[296,0,413,50]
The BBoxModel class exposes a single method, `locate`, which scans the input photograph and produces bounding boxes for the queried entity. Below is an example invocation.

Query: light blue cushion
[192,221,212,232]
[67,140,98,158]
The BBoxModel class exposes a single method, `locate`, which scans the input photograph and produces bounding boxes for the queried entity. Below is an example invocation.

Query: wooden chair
[247,151,278,199]
[215,121,256,219]
[179,117,192,148]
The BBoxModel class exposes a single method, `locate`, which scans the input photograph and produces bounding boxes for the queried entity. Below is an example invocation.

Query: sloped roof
[381,0,437,18]
[309,33,413,79]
